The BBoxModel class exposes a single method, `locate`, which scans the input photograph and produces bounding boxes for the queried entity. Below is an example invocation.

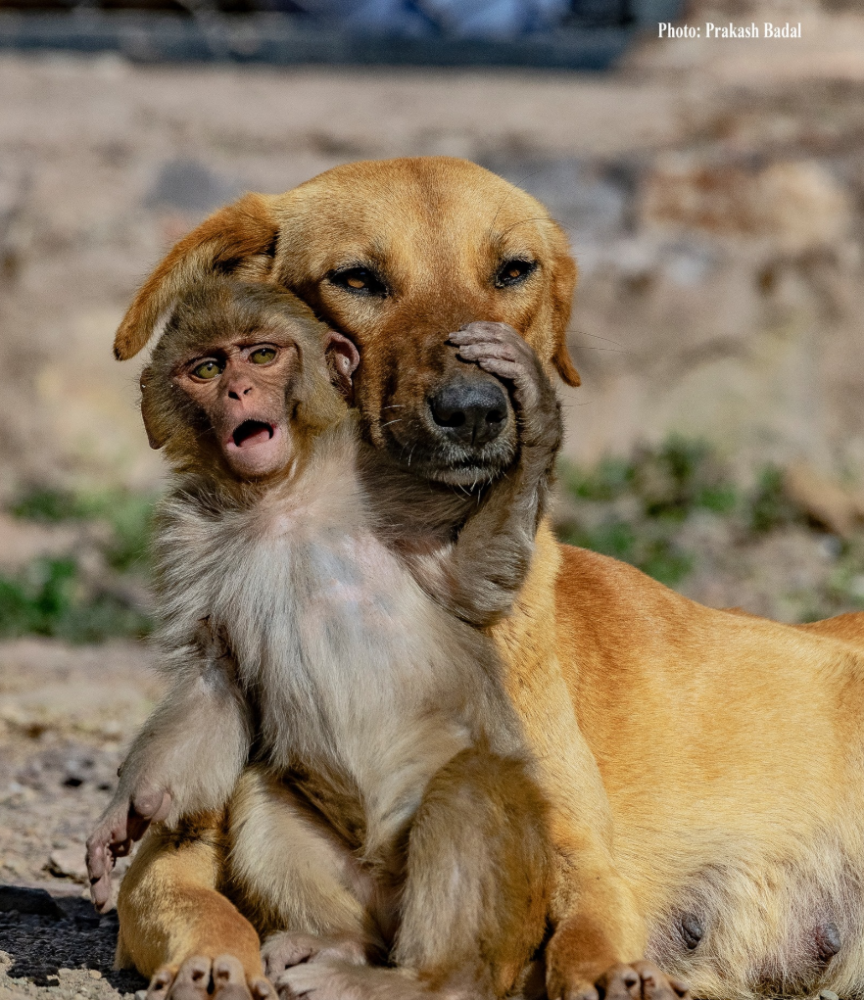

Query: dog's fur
[111,157,864,1000]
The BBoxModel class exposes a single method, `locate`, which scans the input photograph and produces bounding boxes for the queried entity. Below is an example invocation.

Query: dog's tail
[113,192,280,361]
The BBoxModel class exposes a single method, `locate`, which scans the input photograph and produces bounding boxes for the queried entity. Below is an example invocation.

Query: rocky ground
[0,640,161,999]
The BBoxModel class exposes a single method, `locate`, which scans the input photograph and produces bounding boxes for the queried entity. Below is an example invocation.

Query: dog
[110,157,864,1000]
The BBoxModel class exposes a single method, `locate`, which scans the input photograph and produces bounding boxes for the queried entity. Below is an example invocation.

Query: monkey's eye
[495,259,537,288]
[249,347,277,365]
[192,359,224,380]
[328,267,388,297]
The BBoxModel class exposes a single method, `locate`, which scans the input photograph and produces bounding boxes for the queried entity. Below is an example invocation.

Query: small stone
[88,969,102,979]
[47,846,89,883]
[819,991,840,1000]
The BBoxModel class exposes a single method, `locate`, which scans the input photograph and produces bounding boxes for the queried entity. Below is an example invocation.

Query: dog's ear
[548,237,581,388]
[113,193,280,361]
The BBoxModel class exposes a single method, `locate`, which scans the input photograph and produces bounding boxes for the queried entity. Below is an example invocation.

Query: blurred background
[1,4,864,991]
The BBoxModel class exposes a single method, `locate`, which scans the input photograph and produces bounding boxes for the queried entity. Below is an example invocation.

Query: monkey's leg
[397,746,551,996]
[275,747,550,1000]
[227,767,384,983]
[115,815,273,1000]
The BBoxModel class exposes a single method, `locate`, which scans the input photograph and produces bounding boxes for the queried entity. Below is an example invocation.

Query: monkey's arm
[86,648,251,912]
[417,322,563,628]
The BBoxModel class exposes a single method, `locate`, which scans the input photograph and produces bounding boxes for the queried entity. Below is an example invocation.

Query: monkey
[85,276,563,1000]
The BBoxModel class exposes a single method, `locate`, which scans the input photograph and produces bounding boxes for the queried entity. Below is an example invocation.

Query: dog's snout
[429,379,508,447]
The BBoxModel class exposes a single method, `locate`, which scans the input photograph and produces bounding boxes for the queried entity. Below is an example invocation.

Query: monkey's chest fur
[155,433,508,863]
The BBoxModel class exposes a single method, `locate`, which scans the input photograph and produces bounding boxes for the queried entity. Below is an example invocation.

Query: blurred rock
[638,158,851,255]
[0,638,163,740]
[0,513,109,573]
[47,848,88,884]
[146,159,242,215]
[783,462,864,538]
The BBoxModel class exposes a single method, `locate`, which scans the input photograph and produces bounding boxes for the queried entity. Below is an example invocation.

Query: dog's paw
[550,960,691,1000]
[146,955,274,1000]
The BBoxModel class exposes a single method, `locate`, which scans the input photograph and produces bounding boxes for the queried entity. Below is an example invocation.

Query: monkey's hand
[86,785,172,912]
[449,321,562,453]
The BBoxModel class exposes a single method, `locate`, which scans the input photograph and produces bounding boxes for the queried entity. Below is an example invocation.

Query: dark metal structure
[0,0,683,68]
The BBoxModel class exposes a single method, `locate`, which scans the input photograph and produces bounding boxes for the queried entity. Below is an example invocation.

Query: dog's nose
[429,379,508,446]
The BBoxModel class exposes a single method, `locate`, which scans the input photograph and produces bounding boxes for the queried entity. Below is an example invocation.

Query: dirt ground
[2,0,864,996]
[0,639,161,999]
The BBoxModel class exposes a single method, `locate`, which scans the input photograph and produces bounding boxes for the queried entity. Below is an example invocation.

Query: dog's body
[109,157,864,1000]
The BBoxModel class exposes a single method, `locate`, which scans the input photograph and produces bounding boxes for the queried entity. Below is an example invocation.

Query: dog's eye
[495,259,537,288]
[329,267,388,297]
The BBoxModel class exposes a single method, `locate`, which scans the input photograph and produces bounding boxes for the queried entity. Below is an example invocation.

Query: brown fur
[102,275,560,1000]
[110,157,864,1000]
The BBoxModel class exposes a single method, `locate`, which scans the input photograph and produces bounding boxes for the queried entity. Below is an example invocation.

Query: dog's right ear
[113,193,280,361]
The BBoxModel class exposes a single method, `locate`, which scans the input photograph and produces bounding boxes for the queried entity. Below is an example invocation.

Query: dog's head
[115,157,578,486]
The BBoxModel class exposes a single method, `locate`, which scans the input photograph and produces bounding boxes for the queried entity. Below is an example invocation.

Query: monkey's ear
[113,193,280,361]
[325,330,360,398]
[139,367,169,450]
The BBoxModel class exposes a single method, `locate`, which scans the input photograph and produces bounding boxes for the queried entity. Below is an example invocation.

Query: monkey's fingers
[86,812,126,888]
[85,841,115,911]
[449,321,524,347]
[90,870,114,913]
[450,323,537,365]
[457,344,550,420]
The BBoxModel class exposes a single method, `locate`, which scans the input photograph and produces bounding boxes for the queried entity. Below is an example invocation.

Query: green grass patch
[11,486,158,572]
[0,556,151,642]
[4,486,159,642]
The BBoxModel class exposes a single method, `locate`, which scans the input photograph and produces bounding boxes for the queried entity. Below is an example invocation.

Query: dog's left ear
[114,193,280,361]
[549,244,581,388]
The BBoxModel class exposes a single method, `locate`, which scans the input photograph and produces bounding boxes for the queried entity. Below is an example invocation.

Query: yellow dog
[111,157,864,1000]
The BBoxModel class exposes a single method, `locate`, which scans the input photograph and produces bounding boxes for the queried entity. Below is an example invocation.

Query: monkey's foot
[275,961,426,1000]
[146,955,275,1000]
[263,932,367,982]
[557,961,690,1000]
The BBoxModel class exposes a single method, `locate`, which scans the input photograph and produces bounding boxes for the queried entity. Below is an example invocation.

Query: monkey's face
[143,282,359,482]
[173,333,300,479]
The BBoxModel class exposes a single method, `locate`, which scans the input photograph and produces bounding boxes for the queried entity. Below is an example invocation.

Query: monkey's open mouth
[231,420,275,449]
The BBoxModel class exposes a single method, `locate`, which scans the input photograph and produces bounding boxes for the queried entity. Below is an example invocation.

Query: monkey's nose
[428,378,508,447]
[227,384,254,401]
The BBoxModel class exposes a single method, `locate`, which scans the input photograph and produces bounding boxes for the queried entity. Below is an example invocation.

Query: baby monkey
[87,277,563,1000]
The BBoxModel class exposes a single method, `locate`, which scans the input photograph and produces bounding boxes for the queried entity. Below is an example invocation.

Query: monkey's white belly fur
[156,432,493,857]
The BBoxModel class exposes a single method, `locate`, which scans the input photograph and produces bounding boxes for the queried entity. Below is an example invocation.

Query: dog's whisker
[565,329,626,348]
